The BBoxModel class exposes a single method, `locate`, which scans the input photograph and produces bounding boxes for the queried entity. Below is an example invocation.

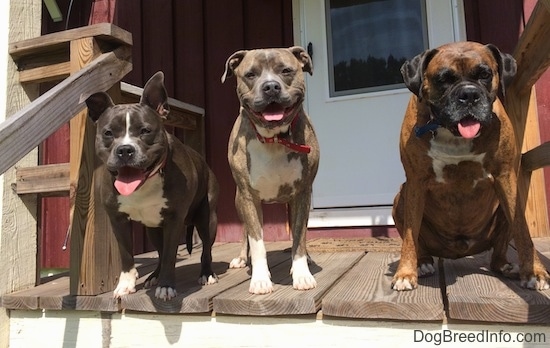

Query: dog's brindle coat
[86,72,219,301]
[392,42,549,291]
[222,47,320,294]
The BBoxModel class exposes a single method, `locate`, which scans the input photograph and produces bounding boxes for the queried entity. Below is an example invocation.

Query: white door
[294,0,466,227]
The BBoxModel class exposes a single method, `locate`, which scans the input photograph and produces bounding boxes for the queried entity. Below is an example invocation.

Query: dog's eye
[103,130,113,137]
[478,71,492,80]
[282,67,294,75]
[436,70,456,84]
[244,71,256,79]
[140,128,151,136]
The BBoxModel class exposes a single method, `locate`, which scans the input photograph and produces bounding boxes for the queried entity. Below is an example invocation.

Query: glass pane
[326,0,428,96]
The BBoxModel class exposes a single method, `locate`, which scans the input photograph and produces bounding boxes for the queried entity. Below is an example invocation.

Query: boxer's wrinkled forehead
[426,43,498,78]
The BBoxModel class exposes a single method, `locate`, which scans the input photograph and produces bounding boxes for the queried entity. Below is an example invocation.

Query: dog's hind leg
[195,195,219,286]
[229,232,248,269]
[144,227,163,288]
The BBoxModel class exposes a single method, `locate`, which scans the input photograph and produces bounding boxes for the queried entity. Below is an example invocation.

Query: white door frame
[292,0,467,228]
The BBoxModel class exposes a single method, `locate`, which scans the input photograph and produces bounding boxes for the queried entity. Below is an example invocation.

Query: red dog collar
[250,116,311,154]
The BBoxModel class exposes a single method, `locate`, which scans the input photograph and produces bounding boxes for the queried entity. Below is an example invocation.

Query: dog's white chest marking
[117,175,168,227]
[428,128,488,184]
[248,139,303,201]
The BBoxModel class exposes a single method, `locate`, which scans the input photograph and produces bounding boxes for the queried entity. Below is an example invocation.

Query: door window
[326,0,428,96]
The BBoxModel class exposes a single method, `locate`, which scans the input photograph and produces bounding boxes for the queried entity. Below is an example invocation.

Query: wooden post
[68,38,122,295]
[505,0,550,238]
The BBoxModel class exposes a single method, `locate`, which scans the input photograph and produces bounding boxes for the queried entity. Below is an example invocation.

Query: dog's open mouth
[114,166,149,196]
[457,116,481,139]
[255,103,295,123]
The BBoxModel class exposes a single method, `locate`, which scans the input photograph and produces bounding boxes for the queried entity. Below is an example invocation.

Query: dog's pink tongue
[262,111,285,121]
[114,167,146,196]
[458,118,481,139]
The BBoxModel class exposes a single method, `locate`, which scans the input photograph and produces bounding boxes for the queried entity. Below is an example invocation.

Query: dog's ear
[221,50,248,83]
[401,48,438,97]
[86,92,115,123]
[289,46,313,75]
[485,44,517,96]
[141,71,170,118]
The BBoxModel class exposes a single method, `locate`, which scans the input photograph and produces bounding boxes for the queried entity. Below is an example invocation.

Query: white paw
[113,268,139,298]
[229,257,247,269]
[155,286,178,301]
[199,274,219,285]
[291,255,317,290]
[521,276,550,290]
[249,277,273,294]
[418,263,436,277]
[392,278,415,291]
[500,263,520,278]
[249,265,273,294]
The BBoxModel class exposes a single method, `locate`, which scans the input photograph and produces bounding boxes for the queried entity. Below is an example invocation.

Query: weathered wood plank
[444,249,550,323]
[0,45,132,175]
[18,61,71,84]
[9,23,132,58]
[15,163,69,196]
[322,252,444,320]
[213,250,364,316]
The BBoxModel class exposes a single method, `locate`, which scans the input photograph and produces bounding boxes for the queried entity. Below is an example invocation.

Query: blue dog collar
[414,122,441,137]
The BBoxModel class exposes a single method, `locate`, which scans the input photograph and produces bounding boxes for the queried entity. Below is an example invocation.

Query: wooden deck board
[213,251,364,316]
[443,249,550,324]
[3,239,550,323]
[322,251,445,320]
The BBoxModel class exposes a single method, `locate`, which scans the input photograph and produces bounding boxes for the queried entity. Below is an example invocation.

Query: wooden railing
[505,0,550,238]
[3,23,205,297]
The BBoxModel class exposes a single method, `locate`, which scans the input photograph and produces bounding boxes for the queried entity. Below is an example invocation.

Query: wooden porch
[3,237,550,323]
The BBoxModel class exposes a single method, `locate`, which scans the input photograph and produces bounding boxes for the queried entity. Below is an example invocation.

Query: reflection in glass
[327,0,428,96]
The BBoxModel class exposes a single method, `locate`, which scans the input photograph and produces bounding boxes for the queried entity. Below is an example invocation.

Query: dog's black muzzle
[430,82,494,137]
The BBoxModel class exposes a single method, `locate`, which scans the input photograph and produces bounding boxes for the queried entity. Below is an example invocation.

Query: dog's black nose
[262,81,281,97]
[458,86,481,105]
[116,145,135,161]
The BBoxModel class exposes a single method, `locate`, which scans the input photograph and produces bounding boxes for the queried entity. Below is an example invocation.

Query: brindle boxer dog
[392,41,549,291]
[221,47,320,294]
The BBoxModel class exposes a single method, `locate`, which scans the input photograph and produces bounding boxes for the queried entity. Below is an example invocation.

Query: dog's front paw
[229,257,247,269]
[155,286,178,301]
[199,273,219,285]
[293,274,317,290]
[249,271,273,294]
[291,256,317,290]
[392,269,418,291]
[392,277,417,291]
[522,276,550,290]
[113,268,139,298]
[520,266,550,291]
